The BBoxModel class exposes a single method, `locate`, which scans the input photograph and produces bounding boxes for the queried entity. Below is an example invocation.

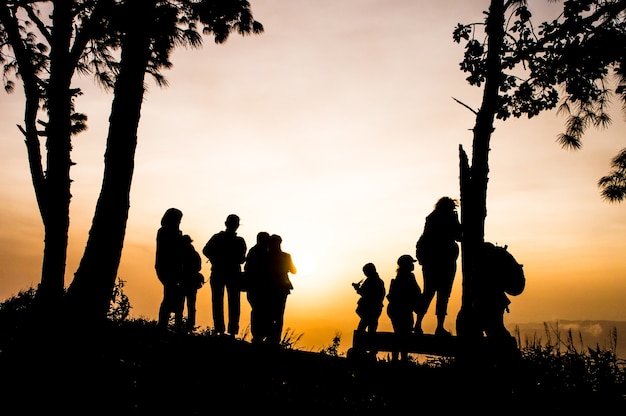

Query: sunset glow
[1,0,625,354]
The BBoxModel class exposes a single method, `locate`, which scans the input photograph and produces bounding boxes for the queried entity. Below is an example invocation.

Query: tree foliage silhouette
[452,0,626,336]
[599,148,626,202]
[0,0,263,323]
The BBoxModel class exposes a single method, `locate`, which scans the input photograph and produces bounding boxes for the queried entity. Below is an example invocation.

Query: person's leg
[370,317,379,333]
[210,278,226,334]
[226,281,241,336]
[273,293,288,344]
[357,309,370,332]
[357,319,367,332]
[415,266,435,334]
[248,291,260,341]
[254,289,271,342]
[158,285,171,330]
[435,262,457,335]
[187,290,197,332]
[367,316,381,355]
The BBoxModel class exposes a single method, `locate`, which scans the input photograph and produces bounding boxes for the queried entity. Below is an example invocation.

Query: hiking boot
[413,327,424,336]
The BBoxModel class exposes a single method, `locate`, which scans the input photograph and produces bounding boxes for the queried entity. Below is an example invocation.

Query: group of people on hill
[351,196,461,360]
[155,196,518,356]
[155,210,296,345]
[352,196,518,361]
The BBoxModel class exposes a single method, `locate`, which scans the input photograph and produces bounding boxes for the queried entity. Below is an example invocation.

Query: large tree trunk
[65,8,152,323]
[35,1,75,311]
[456,0,506,339]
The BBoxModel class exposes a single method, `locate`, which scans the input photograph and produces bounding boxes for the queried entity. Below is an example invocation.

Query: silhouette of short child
[353,263,386,335]
[180,234,204,333]
[386,255,422,361]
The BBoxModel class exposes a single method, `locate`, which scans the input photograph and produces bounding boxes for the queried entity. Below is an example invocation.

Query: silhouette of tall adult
[386,254,422,361]
[155,208,185,332]
[244,231,271,344]
[414,196,462,337]
[180,234,204,333]
[202,214,247,337]
[266,234,296,346]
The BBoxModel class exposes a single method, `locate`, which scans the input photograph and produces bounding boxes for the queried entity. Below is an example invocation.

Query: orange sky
[1,0,625,353]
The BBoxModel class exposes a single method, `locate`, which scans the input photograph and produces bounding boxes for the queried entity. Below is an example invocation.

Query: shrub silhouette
[0,290,624,413]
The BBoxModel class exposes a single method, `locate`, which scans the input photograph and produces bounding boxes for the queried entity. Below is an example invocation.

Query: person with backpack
[414,196,462,337]
[473,242,525,352]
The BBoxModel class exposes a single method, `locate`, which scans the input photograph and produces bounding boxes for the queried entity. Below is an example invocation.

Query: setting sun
[1,0,625,358]
[291,251,318,277]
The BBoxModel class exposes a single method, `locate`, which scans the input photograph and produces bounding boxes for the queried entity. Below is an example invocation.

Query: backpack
[484,242,526,296]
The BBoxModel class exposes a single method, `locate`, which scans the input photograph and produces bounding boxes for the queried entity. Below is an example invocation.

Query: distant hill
[509,320,626,359]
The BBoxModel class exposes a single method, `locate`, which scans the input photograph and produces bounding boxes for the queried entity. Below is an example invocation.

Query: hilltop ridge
[1,318,624,414]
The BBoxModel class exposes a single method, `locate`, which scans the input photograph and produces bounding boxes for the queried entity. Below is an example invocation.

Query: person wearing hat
[386,254,422,361]
[202,214,247,337]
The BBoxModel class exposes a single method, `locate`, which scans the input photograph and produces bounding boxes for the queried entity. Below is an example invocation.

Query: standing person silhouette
[353,263,386,335]
[352,262,386,357]
[266,234,296,346]
[180,234,204,333]
[244,231,271,344]
[414,196,462,337]
[155,208,185,332]
[386,254,422,362]
[202,214,247,337]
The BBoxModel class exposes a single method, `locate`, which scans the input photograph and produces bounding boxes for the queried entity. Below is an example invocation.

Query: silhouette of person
[266,234,296,346]
[414,196,462,337]
[473,242,519,353]
[354,263,386,334]
[386,254,422,361]
[202,214,247,337]
[180,234,204,333]
[155,208,185,332]
[244,231,271,344]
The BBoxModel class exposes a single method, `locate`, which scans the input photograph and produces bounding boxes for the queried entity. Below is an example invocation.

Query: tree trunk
[65,11,152,323]
[35,1,75,311]
[456,0,505,339]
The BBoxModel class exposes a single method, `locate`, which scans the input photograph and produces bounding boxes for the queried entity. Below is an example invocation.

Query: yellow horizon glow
[1,1,625,353]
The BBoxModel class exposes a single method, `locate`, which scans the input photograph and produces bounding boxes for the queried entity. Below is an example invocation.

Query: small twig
[452,97,478,115]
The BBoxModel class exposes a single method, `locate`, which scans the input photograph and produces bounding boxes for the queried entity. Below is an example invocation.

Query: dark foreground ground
[1,318,625,415]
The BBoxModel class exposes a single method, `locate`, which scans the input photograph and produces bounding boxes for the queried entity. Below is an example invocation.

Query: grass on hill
[0,287,624,414]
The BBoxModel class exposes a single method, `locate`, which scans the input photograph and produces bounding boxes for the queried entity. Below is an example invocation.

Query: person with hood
[386,254,422,361]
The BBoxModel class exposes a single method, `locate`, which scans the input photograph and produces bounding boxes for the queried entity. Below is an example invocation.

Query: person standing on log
[414,196,462,337]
